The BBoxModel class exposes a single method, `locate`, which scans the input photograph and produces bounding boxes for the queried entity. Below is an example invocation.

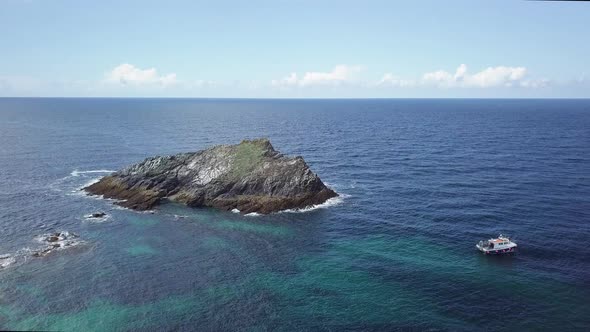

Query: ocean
[0,98,589,331]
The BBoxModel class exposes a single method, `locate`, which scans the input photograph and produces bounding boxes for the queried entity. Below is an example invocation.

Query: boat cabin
[488,239,511,248]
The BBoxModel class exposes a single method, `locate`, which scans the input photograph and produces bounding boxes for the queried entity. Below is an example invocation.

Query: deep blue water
[0,98,589,331]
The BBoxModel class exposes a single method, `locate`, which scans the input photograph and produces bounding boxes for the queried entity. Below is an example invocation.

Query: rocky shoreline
[85,138,338,214]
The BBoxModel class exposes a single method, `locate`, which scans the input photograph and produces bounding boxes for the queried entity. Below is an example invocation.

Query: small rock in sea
[32,247,53,257]
[31,231,83,258]
[47,235,60,242]
[88,212,107,218]
[1,232,85,269]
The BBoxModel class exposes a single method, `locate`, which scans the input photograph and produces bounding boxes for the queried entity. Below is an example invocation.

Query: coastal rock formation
[85,138,338,214]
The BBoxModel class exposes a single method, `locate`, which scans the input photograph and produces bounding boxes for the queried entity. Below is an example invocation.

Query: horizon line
[1,97,589,100]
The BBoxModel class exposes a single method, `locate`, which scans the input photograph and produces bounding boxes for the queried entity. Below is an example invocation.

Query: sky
[0,0,588,98]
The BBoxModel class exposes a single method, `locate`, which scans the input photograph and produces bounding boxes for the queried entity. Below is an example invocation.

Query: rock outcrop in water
[32,231,84,257]
[0,231,85,270]
[86,212,107,219]
[84,138,338,214]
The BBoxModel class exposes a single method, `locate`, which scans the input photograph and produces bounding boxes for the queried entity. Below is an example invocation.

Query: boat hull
[476,245,517,255]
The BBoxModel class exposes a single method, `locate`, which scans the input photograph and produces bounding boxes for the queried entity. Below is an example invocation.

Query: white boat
[476,234,517,255]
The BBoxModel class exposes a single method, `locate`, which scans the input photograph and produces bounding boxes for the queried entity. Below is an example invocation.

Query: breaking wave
[70,169,115,177]
[0,231,86,270]
[279,194,349,214]
[49,169,115,195]
[230,192,349,216]
[0,254,17,269]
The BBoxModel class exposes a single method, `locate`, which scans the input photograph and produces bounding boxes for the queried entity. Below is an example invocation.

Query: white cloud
[375,64,552,91]
[376,73,416,87]
[454,63,468,80]
[0,75,42,93]
[272,65,362,87]
[468,66,526,87]
[105,63,177,86]
[0,63,565,97]
[422,70,454,86]
[273,64,548,91]
[422,64,529,88]
[519,78,550,88]
[271,72,298,87]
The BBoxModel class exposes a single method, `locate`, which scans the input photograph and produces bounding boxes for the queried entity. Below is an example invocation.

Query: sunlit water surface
[0,99,589,331]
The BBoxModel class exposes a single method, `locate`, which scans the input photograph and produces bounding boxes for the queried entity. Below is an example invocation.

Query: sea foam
[279,194,349,214]
[70,169,115,177]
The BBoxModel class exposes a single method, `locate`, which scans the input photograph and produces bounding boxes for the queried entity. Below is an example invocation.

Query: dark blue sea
[0,98,589,331]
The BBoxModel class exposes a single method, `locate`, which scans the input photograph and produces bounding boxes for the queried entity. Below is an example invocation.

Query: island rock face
[85,138,338,214]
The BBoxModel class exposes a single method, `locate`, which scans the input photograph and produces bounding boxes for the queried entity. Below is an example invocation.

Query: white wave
[67,177,104,197]
[80,177,103,188]
[324,181,357,191]
[82,214,111,223]
[1,232,86,270]
[70,169,115,177]
[111,204,137,212]
[237,192,349,216]
[86,194,120,202]
[50,169,114,194]
[324,181,335,187]
[0,247,42,270]
[109,204,154,215]
[279,194,349,214]
[33,231,85,254]
[0,254,16,269]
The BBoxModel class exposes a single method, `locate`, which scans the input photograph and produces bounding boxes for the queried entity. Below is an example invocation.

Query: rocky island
[85,138,338,214]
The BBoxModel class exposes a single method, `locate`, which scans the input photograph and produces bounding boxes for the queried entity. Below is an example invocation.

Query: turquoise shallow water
[0,98,589,331]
